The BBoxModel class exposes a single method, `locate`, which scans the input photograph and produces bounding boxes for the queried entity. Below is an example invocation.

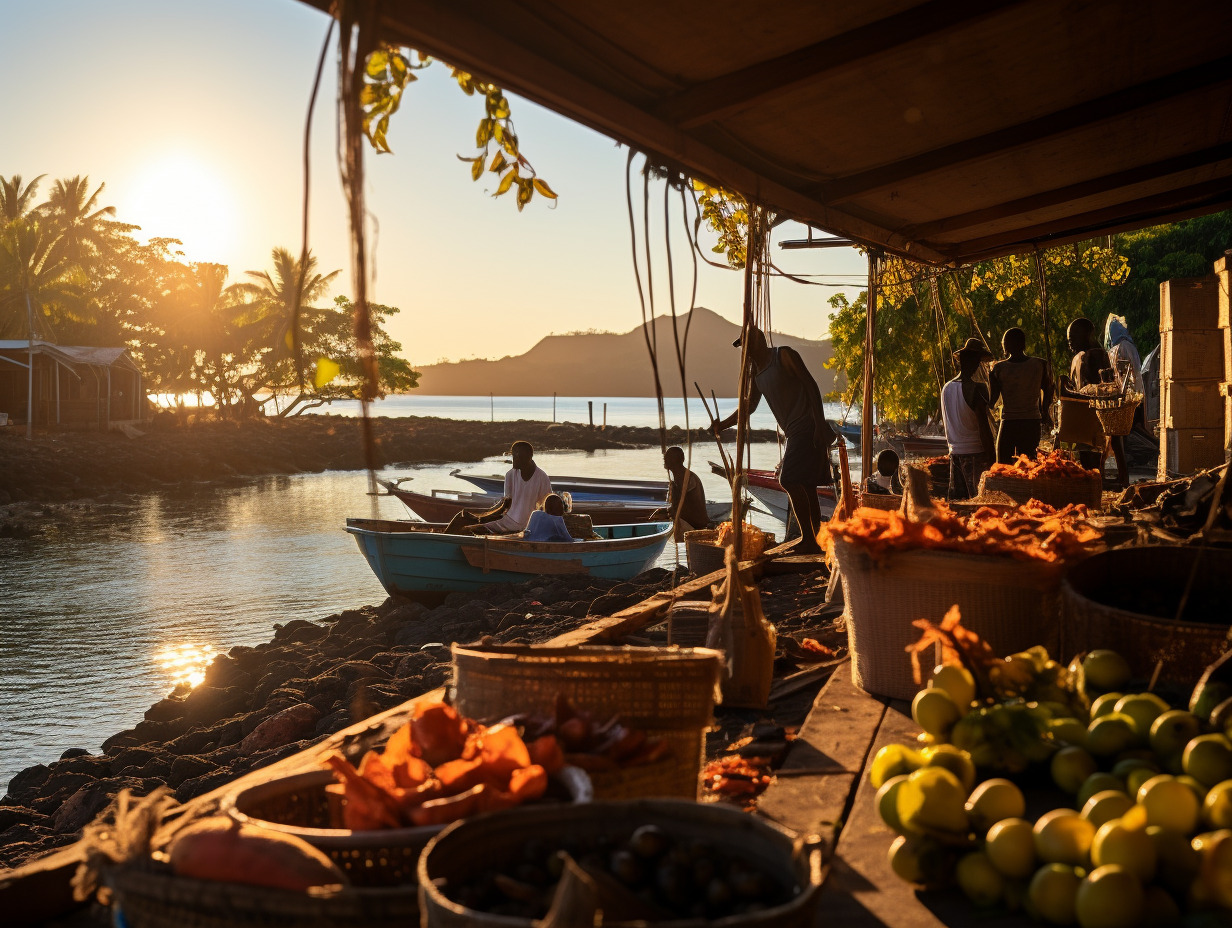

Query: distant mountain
[414,307,839,397]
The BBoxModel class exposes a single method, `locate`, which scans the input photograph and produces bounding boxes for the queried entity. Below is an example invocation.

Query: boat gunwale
[345,518,674,554]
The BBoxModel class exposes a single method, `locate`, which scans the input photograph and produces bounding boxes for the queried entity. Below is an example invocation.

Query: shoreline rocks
[0,569,674,872]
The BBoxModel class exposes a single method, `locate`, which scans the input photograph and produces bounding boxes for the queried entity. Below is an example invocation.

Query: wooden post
[861,250,880,481]
[588,401,594,427]
[603,402,607,428]
[490,393,494,422]
[552,391,556,422]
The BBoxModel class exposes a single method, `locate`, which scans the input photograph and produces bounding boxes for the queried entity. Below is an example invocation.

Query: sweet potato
[527,735,565,774]
[168,817,347,891]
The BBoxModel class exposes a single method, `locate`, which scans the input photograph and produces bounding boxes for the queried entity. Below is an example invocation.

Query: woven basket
[107,866,419,928]
[418,799,822,928]
[451,644,721,800]
[1091,393,1142,437]
[979,471,1103,510]
[1061,546,1232,686]
[658,600,712,648]
[858,492,903,511]
[684,528,726,575]
[831,537,1066,701]
[223,768,591,888]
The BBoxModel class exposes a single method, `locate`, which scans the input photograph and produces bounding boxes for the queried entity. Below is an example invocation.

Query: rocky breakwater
[0,569,672,872]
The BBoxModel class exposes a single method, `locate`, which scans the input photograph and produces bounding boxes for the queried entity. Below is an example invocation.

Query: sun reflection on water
[155,643,217,689]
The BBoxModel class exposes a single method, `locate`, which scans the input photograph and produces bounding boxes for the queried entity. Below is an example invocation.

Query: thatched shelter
[0,341,144,431]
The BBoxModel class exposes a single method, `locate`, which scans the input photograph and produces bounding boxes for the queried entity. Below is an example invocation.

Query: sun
[126,153,237,263]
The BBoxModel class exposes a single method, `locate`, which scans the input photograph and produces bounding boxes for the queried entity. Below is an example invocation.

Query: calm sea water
[1,415,854,786]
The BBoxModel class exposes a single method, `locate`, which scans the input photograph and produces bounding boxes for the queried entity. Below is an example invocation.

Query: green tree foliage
[827,241,1132,422]
[0,174,420,418]
[1081,211,1232,353]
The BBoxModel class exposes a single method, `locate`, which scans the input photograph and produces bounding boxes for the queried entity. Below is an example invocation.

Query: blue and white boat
[346,519,674,598]
[451,469,669,503]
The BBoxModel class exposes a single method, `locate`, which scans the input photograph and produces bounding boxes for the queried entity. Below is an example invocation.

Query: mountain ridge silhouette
[414,307,838,397]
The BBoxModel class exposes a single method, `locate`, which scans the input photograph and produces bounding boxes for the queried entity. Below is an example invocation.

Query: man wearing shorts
[711,326,834,554]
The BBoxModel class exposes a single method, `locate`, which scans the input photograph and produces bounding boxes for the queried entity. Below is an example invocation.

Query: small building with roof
[0,340,145,431]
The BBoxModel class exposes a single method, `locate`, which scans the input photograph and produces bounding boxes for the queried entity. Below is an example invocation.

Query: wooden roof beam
[946,174,1232,258]
[819,56,1232,204]
[651,0,1030,130]
[345,1,950,264]
[901,141,1232,240]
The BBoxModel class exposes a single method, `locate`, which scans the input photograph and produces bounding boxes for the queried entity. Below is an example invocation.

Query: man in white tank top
[942,339,995,500]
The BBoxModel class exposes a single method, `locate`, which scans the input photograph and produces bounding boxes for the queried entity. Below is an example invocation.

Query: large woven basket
[979,470,1103,510]
[417,799,822,928]
[107,867,419,928]
[1061,546,1232,686]
[1091,393,1142,437]
[831,537,1066,701]
[223,768,592,888]
[451,644,722,800]
[684,528,726,575]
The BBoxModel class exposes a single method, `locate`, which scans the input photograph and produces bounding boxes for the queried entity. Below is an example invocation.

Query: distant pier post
[553,392,556,423]
[588,401,594,428]
[490,393,494,422]
[603,403,607,429]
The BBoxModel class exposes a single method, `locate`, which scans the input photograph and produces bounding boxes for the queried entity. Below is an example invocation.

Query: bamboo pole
[732,208,760,560]
[861,250,880,480]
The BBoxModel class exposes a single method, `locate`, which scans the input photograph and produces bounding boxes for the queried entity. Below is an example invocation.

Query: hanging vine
[358,46,556,211]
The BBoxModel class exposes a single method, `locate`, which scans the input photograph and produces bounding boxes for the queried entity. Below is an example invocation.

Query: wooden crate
[1160,328,1226,381]
[1163,378,1225,429]
[1161,427,1227,476]
[1161,275,1220,330]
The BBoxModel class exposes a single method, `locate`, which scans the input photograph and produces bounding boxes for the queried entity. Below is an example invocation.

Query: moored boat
[381,481,730,525]
[707,462,839,525]
[346,518,674,598]
[451,469,668,502]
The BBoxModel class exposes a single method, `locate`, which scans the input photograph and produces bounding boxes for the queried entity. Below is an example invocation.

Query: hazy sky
[3,0,867,366]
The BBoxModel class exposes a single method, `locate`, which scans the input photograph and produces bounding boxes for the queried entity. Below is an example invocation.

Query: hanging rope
[1032,249,1056,382]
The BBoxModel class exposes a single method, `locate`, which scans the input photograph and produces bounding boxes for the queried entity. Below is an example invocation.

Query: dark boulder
[168,755,218,788]
[6,764,50,798]
[239,703,321,755]
[50,776,152,834]
[273,619,327,644]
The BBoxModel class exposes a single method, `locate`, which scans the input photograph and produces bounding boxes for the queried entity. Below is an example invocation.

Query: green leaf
[471,158,484,181]
[476,118,494,147]
[489,152,508,174]
[366,50,389,79]
[389,52,408,82]
[493,95,511,119]
[314,356,341,389]
[531,177,557,199]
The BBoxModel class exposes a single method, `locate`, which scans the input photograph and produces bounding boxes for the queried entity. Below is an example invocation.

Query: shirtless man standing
[711,326,834,554]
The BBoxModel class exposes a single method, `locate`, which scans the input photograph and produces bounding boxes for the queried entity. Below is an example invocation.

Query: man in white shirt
[942,338,995,500]
[445,441,553,535]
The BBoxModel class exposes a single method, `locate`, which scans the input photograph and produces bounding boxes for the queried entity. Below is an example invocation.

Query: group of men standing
[941,315,1145,499]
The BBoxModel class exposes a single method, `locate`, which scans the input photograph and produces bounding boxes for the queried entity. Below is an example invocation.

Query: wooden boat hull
[383,483,728,525]
[708,463,838,525]
[346,519,673,597]
[452,470,668,502]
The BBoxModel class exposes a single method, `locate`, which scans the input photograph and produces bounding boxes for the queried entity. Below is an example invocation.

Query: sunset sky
[4,0,866,367]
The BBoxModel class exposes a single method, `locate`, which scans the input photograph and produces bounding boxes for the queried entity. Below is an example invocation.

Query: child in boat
[863,449,903,495]
[522,494,576,543]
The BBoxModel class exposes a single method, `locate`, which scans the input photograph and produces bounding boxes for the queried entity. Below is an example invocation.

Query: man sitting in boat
[522,494,576,543]
[710,325,835,555]
[651,446,710,541]
[445,441,553,535]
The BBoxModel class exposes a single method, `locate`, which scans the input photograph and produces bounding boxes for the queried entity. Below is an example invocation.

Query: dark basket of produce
[417,799,822,927]
[222,768,590,888]
[1061,546,1232,685]
[857,492,903,511]
[452,644,722,800]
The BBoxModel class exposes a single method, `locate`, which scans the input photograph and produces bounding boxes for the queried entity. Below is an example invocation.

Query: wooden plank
[818,55,1232,204]
[461,546,588,575]
[902,140,1232,240]
[757,664,887,857]
[651,0,1028,129]
[818,700,1038,927]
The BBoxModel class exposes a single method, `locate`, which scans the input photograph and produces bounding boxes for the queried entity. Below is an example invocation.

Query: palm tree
[0,174,46,222]
[0,215,86,340]
[44,175,127,267]
[227,247,340,403]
